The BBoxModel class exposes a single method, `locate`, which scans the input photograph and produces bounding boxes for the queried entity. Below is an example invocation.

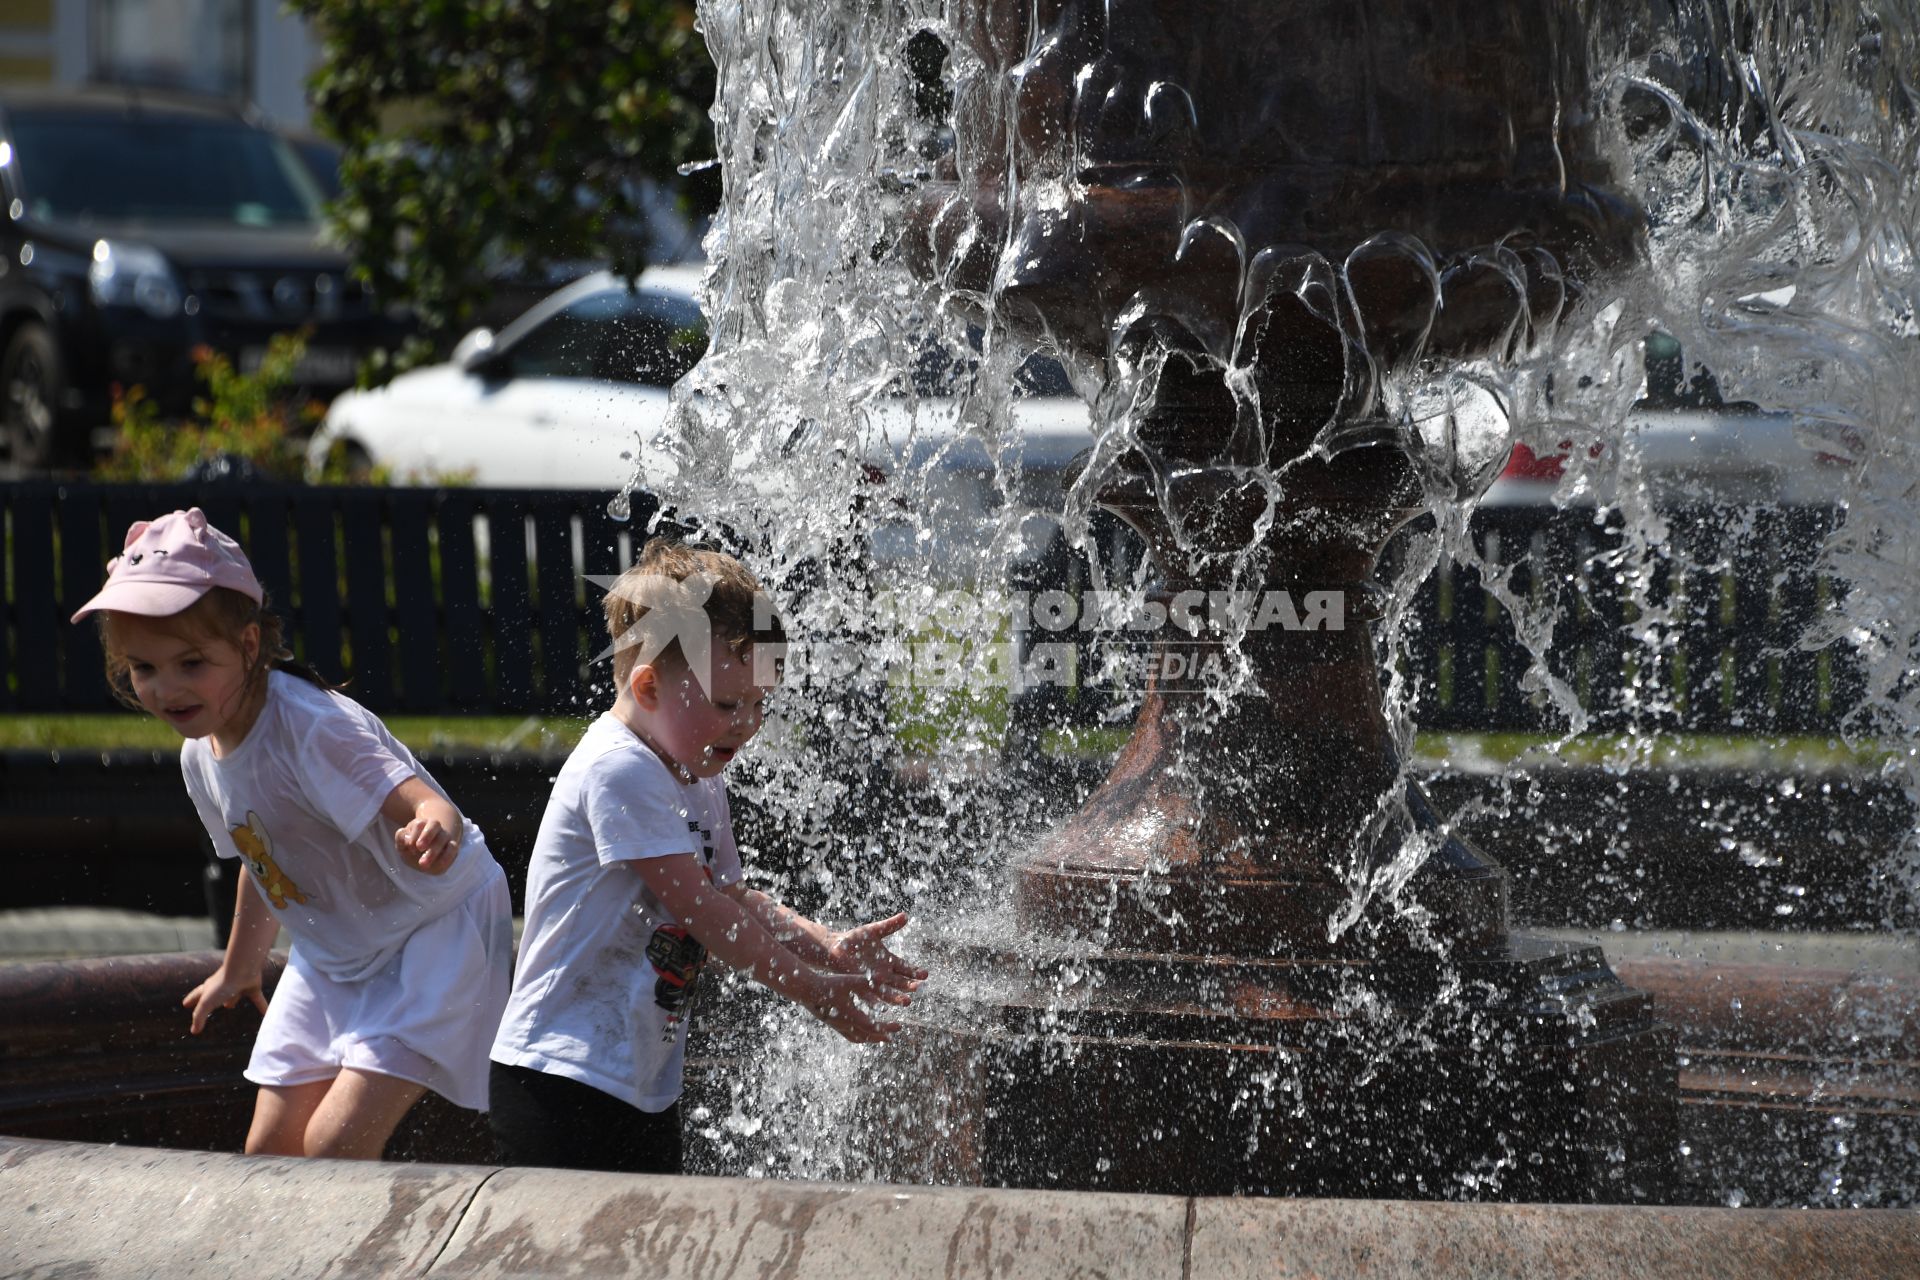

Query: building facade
[0,0,318,127]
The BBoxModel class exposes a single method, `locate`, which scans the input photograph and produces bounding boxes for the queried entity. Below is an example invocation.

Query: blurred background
[0,0,719,481]
[1,0,314,125]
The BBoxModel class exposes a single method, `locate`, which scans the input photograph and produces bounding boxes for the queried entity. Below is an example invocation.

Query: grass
[1425,730,1898,772]
[1041,726,1897,773]
[0,713,589,753]
[1,714,1894,775]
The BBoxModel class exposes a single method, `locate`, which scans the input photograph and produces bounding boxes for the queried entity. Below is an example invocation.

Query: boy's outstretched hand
[824,912,929,1000]
[799,970,911,1044]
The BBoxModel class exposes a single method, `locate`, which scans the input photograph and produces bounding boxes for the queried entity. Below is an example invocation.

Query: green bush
[93,334,360,483]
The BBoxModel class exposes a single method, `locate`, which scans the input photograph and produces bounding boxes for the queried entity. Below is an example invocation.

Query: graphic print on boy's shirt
[646,815,720,1041]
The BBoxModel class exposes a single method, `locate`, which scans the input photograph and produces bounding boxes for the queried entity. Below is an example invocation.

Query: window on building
[90,0,250,99]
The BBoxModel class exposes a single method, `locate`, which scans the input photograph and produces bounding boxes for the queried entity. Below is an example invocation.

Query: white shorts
[247,866,514,1112]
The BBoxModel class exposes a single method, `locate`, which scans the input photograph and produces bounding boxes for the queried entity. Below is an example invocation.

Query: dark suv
[0,86,410,468]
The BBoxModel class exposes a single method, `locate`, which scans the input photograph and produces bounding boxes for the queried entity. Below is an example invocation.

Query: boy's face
[631,637,772,780]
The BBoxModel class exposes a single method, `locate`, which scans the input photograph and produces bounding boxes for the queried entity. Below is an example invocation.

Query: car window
[495,311,601,379]
[585,289,707,386]
[896,327,1074,399]
[287,136,343,201]
[497,287,708,384]
[6,112,323,225]
[1014,352,1074,397]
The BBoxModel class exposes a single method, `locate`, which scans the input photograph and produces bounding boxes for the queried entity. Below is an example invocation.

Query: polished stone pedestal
[872,932,1675,1202]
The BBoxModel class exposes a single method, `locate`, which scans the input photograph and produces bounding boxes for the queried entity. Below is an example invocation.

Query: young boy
[488,538,925,1174]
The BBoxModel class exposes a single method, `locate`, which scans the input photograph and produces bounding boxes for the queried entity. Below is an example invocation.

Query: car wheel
[1,324,74,471]
[337,440,376,485]
[312,434,376,484]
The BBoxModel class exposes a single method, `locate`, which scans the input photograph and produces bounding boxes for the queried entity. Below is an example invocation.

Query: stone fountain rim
[1,1133,1915,1279]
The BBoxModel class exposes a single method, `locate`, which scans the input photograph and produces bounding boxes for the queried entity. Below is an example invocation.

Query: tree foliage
[293,0,717,377]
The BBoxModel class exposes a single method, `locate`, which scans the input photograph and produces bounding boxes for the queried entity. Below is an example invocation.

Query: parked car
[317,270,1849,573]
[0,85,412,468]
[1482,334,1856,509]
[308,266,709,487]
[473,176,711,334]
[308,268,1096,547]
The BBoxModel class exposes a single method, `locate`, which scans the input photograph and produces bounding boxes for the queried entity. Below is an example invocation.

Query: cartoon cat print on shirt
[230,811,309,909]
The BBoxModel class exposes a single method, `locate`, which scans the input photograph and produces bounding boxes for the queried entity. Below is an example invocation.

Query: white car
[316,280,1842,555]
[308,266,709,489]
[310,265,1096,497]
[309,267,1103,578]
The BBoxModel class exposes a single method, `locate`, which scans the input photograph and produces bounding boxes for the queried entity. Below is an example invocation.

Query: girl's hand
[379,778,464,874]
[396,818,459,874]
[182,963,267,1035]
[798,970,909,1044]
[825,912,928,999]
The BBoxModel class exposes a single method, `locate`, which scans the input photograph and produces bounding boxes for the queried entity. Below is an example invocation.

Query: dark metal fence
[1415,502,1860,734]
[5,482,1860,734]
[1009,502,1861,743]
[3,481,661,716]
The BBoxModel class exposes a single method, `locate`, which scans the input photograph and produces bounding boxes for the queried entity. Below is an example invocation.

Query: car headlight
[88,239,184,319]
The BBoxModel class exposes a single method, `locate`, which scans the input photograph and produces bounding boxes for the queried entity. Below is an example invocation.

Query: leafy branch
[293,0,718,379]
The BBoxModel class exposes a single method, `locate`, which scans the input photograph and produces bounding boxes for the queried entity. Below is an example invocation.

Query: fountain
[667,0,1919,1209]
[852,0,1678,1201]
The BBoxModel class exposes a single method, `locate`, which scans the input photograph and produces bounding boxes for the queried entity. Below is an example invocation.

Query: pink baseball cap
[70,507,263,623]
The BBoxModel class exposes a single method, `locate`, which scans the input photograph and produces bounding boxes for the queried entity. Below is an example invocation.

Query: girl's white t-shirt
[490,713,743,1112]
[181,670,496,982]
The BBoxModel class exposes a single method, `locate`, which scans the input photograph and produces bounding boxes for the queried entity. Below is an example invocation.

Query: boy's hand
[799,971,909,1044]
[396,818,459,874]
[825,912,928,999]
[182,963,268,1035]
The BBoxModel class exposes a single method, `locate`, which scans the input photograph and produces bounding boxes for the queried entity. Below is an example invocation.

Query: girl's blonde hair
[97,586,337,711]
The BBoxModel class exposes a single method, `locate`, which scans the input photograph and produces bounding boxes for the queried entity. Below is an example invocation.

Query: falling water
[628,1,1920,1204]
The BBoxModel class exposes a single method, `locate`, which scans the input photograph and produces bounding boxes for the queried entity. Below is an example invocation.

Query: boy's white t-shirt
[181,670,496,983]
[490,712,742,1112]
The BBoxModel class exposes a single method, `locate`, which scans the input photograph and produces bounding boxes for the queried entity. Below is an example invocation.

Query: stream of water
[627,0,1919,1205]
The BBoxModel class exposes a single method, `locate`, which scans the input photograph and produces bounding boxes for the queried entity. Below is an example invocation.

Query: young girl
[72,507,513,1160]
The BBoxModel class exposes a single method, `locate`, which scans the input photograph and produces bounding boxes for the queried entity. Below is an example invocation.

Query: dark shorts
[487,1061,682,1175]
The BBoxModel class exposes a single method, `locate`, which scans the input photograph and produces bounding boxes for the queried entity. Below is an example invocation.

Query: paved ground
[0,907,1911,974]
[0,908,220,962]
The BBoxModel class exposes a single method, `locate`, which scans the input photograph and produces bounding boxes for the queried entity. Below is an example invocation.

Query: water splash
[654,0,1920,1205]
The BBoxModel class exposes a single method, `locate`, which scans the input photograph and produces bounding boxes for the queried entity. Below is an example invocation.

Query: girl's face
[113,613,263,750]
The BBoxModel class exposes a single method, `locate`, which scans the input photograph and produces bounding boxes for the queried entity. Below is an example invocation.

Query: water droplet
[607,492,631,522]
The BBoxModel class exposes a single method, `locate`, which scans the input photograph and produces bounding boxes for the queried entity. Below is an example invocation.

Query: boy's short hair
[605,538,785,687]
